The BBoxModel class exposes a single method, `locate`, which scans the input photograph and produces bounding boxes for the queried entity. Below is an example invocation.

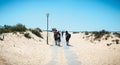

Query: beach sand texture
[0,31,120,65]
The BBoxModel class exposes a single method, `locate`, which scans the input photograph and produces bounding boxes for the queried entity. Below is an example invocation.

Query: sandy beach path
[45,37,81,65]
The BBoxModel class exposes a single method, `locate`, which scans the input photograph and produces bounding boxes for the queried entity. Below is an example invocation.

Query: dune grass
[0,23,26,34]
[29,28,43,39]
[113,32,120,38]
[91,30,110,40]
[0,23,43,39]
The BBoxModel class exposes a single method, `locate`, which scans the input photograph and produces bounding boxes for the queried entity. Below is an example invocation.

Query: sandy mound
[70,32,120,65]
[0,31,52,65]
[1,31,120,65]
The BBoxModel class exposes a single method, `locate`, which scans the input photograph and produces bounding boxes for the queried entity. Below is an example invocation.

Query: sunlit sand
[0,31,120,65]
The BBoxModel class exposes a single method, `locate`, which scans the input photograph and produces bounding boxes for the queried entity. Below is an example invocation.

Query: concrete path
[45,37,81,65]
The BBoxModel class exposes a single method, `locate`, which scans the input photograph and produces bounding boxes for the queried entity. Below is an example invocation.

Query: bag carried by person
[67,33,71,39]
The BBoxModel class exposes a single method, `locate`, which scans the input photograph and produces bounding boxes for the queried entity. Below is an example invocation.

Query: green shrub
[30,29,43,38]
[113,32,120,38]
[0,25,11,33]
[0,24,26,34]
[85,31,89,35]
[73,32,79,34]
[92,30,110,40]
[0,28,3,34]
[0,24,44,39]
[11,24,27,32]
[115,39,119,44]
[24,33,31,39]
[35,28,42,32]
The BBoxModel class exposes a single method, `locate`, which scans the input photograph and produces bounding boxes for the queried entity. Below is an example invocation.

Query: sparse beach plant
[73,32,79,34]
[35,28,42,32]
[92,30,110,40]
[107,43,112,46]
[24,33,31,39]
[85,31,89,35]
[113,32,120,38]
[11,23,27,32]
[0,23,26,34]
[30,29,43,39]
[105,34,110,40]
[115,39,119,44]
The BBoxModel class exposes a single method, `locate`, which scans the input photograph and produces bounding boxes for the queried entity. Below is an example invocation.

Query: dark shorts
[66,38,70,42]
[57,37,61,42]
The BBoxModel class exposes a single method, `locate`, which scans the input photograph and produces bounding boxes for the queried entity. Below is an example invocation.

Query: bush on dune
[92,30,110,40]
[35,28,42,32]
[0,24,43,39]
[113,32,120,38]
[0,24,26,34]
[11,24,27,32]
[29,29,43,39]
[0,25,11,34]
[24,33,31,39]
[85,31,89,35]
[83,30,111,41]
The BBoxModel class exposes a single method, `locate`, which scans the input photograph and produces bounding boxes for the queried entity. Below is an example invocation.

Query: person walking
[62,31,64,37]
[57,31,61,46]
[53,30,61,46]
[65,31,71,46]
[54,30,58,45]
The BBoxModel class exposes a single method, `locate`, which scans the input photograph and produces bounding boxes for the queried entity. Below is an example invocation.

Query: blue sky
[0,0,120,31]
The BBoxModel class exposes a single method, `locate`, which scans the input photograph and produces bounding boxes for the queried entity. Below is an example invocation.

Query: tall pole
[46,13,49,45]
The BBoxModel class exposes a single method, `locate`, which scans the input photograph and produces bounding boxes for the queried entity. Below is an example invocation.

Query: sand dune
[0,31,51,65]
[70,32,120,65]
[0,31,120,65]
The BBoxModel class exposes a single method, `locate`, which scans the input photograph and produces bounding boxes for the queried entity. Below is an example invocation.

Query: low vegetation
[0,24,43,39]
[91,30,110,40]
[0,37,3,41]
[83,30,120,45]
[29,29,43,39]
[85,31,89,35]
[73,32,79,34]
[113,32,120,38]
[24,33,31,39]
[0,23,26,34]
[83,30,110,40]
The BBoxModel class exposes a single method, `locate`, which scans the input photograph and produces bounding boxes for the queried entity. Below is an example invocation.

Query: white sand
[70,33,120,65]
[0,31,51,65]
[0,32,120,65]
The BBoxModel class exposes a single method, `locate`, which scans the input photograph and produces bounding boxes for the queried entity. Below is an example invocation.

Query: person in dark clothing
[65,31,71,46]
[53,30,61,46]
[57,31,61,46]
[54,30,58,45]
[62,31,64,37]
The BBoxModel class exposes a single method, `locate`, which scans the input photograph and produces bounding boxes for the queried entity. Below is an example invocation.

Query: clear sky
[0,0,120,31]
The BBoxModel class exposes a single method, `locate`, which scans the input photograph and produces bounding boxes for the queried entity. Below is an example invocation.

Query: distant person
[62,31,64,37]
[57,31,61,46]
[53,30,61,46]
[65,31,71,46]
[54,30,58,45]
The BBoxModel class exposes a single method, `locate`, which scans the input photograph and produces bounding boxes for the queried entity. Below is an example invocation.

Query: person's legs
[66,38,69,46]
[57,38,61,46]
[66,42,69,46]
[55,40,57,45]
[58,41,60,46]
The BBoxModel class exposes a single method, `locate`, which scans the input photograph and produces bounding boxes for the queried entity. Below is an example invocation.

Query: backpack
[67,34,71,38]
